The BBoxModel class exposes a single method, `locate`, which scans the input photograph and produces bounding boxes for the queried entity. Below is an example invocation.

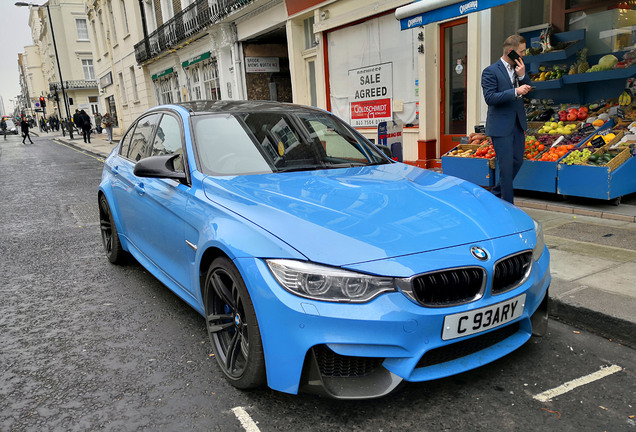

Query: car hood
[202,163,533,266]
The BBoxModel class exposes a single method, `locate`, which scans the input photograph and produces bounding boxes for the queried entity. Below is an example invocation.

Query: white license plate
[442,294,526,341]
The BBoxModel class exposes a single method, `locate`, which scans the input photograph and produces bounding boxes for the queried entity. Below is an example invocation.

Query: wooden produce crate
[442,145,495,187]
[589,147,632,172]
[557,149,636,200]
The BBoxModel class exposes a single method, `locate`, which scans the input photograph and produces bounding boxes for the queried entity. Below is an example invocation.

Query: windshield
[192,109,391,176]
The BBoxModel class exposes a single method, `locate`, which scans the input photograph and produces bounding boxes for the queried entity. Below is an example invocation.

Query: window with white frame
[107,0,117,43]
[188,66,202,100]
[120,0,129,34]
[202,59,220,100]
[91,20,101,56]
[156,74,181,104]
[76,19,89,40]
[119,72,127,104]
[129,66,138,101]
[82,59,95,80]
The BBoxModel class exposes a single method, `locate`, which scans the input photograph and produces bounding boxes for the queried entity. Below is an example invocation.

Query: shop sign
[182,52,211,68]
[348,62,393,127]
[245,57,280,73]
[152,67,174,81]
[100,72,113,88]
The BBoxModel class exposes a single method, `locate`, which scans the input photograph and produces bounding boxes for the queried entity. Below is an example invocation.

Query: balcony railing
[49,80,98,91]
[134,0,254,65]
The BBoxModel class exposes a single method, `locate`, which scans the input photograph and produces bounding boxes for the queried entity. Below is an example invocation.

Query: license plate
[442,294,525,341]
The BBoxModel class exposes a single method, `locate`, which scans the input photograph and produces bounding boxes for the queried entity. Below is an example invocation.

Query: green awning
[152,67,174,80]
[182,52,211,68]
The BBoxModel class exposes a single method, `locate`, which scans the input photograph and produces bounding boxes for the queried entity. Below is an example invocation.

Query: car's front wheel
[98,195,125,264]
[204,257,266,389]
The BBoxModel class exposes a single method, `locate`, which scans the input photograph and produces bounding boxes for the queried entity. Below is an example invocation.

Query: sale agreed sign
[348,63,393,127]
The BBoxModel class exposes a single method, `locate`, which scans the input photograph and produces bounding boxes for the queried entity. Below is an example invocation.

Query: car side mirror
[133,154,187,182]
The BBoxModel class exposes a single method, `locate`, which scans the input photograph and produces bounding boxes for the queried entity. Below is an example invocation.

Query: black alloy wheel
[204,257,265,389]
[98,195,124,264]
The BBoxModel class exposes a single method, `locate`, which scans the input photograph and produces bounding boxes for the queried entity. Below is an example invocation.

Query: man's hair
[503,35,526,55]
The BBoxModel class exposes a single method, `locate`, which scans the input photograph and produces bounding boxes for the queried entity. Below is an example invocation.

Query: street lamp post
[16,1,73,139]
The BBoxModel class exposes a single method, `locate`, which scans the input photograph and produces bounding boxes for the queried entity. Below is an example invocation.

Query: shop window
[567,4,636,55]
[156,74,181,104]
[202,59,221,100]
[327,13,419,127]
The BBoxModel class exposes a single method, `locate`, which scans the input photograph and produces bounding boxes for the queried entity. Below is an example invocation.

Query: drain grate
[69,203,100,225]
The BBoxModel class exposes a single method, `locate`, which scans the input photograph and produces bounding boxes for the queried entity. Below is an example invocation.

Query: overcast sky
[0,1,36,114]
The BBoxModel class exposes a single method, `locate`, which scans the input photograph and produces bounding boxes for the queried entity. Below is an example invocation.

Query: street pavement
[31,127,636,348]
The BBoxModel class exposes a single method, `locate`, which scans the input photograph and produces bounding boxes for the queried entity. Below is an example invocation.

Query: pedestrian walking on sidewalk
[20,116,33,144]
[80,109,92,143]
[94,112,102,134]
[1,117,7,140]
[103,113,113,142]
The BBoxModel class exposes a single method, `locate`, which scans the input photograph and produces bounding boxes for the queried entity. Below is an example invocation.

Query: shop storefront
[152,68,182,105]
[182,52,222,101]
[396,0,636,202]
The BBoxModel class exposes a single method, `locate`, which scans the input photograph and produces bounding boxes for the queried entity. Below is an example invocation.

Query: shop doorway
[440,18,467,156]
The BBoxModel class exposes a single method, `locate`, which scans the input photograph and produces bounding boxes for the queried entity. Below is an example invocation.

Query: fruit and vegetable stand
[441,117,636,202]
[442,26,636,203]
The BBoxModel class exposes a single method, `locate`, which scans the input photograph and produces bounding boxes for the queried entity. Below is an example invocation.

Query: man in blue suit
[481,35,532,204]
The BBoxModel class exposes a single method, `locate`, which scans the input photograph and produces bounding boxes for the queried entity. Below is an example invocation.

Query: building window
[189,66,202,100]
[156,74,180,104]
[76,19,89,40]
[91,20,101,56]
[304,16,316,50]
[130,66,139,101]
[202,59,220,100]
[119,72,127,104]
[121,0,130,34]
[98,11,108,55]
[82,59,95,80]
[107,0,118,43]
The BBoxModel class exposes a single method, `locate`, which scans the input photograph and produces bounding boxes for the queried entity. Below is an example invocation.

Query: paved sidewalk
[35,128,636,348]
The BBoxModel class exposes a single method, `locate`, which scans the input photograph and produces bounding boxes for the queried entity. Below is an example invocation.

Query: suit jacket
[481,59,531,137]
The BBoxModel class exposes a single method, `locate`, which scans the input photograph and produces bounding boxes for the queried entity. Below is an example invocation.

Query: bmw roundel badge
[471,246,489,261]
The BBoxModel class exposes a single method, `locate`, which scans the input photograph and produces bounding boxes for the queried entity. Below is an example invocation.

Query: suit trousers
[491,120,525,204]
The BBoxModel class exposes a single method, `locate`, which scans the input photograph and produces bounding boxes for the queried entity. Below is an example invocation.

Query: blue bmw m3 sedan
[98,100,550,399]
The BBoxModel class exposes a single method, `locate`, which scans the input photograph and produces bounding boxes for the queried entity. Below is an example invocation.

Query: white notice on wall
[245,57,280,73]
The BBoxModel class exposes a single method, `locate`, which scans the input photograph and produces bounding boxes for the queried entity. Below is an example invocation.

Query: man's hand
[514,57,526,78]
[516,84,532,96]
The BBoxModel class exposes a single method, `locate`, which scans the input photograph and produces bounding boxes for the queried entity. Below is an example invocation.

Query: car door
[129,112,194,293]
[111,112,161,252]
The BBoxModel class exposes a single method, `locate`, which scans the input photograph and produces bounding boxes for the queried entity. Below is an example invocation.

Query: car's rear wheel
[99,195,125,264]
[204,257,266,389]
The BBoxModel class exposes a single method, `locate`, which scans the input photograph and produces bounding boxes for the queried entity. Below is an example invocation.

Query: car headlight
[533,219,545,261]
[266,259,396,302]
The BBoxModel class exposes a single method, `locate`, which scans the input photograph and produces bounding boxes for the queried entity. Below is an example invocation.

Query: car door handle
[135,182,145,195]
[112,166,119,176]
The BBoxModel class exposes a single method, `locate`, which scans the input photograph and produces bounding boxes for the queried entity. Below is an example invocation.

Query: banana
[619,91,632,106]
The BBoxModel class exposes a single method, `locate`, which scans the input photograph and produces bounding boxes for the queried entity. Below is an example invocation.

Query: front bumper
[235,240,551,399]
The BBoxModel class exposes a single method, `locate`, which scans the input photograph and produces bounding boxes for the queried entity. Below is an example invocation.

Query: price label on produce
[580,124,595,134]
[460,136,469,144]
[617,107,626,119]
[474,124,485,134]
[590,136,606,148]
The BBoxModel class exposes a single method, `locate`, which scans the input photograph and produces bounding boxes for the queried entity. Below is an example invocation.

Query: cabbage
[598,54,618,70]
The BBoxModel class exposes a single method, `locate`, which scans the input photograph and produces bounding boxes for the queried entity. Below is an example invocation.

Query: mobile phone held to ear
[507,49,521,62]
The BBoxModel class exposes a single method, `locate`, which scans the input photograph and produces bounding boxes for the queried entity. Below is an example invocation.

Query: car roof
[155,100,329,116]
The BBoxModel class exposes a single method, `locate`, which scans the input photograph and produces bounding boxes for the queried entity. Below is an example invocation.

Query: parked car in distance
[5,119,18,134]
[98,100,550,399]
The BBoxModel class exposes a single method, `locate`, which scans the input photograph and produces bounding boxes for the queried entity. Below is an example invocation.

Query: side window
[118,124,136,158]
[128,113,161,161]
[151,114,184,171]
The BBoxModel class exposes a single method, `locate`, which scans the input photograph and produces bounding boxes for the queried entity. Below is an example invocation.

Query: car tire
[98,195,125,264]
[204,257,266,389]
